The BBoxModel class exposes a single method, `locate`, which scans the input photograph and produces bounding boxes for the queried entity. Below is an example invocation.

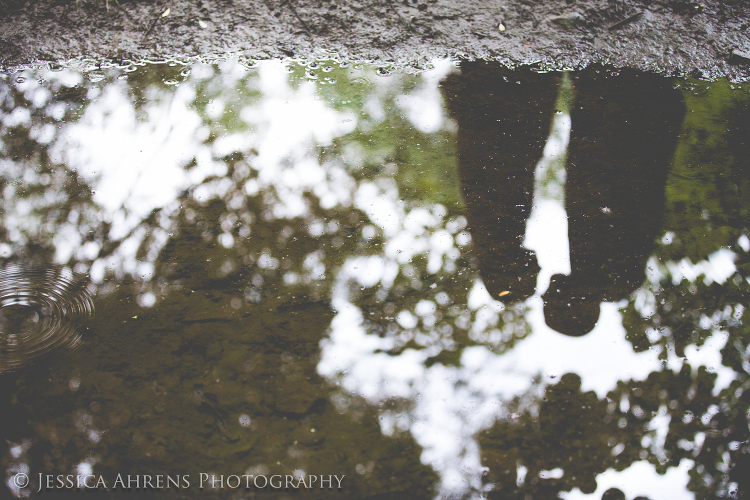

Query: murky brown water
[1,59,749,500]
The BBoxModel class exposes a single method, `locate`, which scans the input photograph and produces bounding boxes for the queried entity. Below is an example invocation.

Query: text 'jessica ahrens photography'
[20,473,345,492]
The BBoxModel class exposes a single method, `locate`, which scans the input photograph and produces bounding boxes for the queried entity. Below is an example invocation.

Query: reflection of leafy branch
[662,79,750,263]
[480,365,747,499]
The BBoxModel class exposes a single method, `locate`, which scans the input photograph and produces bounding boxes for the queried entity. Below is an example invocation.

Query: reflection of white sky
[53,60,357,281]
[561,459,695,500]
[394,60,456,133]
[50,74,220,270]
[57,80,209,227]
[5,59,745,500]
[238,60,357,214]
[524,112,571,293]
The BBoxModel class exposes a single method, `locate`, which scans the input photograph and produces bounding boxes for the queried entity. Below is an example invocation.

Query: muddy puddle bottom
[1,59,749,500]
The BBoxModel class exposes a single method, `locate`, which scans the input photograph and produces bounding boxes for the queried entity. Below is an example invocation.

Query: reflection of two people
[441,62,685,336]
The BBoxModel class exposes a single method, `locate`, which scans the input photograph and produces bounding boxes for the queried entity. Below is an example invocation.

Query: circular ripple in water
[0,266,94,372]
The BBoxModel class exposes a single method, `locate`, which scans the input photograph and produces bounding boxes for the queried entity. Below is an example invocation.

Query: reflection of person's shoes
[480,247,540,302]
[542,274,602,336]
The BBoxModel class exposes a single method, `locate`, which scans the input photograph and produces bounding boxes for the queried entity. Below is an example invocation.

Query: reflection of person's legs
[441,62,558,300]
[544,67,685,336]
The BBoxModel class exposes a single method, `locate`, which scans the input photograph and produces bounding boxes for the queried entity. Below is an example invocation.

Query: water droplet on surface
[0,266,94,372]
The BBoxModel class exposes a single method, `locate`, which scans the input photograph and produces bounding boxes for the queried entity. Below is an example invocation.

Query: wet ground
[1,59,750,500]
[1,0,750,81]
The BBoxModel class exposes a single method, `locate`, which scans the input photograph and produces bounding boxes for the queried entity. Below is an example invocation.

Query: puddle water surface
[1,59,749,500]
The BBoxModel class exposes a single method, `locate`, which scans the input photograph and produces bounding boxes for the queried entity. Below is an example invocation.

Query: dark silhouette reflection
[548,68,685,335]
[441,62,685,335]
[441,63,559,302]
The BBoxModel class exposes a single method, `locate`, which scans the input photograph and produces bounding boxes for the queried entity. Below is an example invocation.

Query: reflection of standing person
[544,68,685,336]
[440,63,559,302]
[441,62,685,336]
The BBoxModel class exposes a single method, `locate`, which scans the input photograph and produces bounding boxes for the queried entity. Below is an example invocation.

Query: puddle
[1,58,749,499]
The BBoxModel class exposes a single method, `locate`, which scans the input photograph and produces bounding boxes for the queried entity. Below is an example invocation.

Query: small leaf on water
[498,291,510,297]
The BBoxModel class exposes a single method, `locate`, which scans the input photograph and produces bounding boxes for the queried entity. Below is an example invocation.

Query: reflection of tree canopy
[661,79,750,263]
[1,62,441,499]
[480,365,737,499]
[0,61,749,500]
[304,62,464,212]
[0,70,105,267]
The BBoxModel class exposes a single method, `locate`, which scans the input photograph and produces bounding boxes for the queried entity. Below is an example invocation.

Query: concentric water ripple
[0,266,94,372]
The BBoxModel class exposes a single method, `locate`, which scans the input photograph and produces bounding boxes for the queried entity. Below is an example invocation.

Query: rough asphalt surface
[1,0,749,79]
